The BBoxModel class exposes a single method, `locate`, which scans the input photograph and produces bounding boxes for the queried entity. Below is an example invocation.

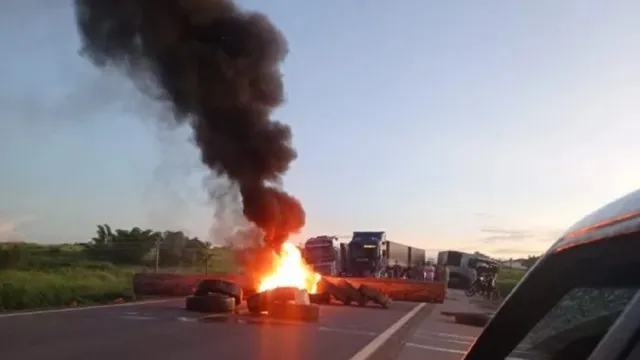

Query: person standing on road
[412,262,425,280]
[438,264,450,286]
[424,261,435,282]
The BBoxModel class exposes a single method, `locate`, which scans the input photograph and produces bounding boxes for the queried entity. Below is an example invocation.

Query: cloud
[492,247,543,256]
[479,227,563,244]
[0,214,37,242]
[479,228,536,242]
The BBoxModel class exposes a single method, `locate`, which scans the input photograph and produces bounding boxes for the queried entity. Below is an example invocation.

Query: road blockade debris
[358,284,391,308]
[341,280,368,306]
[247,291,268,314]
[185,293,235,313]
[246,287,307,314]
[309,292,331,304]
[268,302,320,322]
[133,273,447,303]
[194,279,243,306]
[318,278,351,304]
[441,311,493,327]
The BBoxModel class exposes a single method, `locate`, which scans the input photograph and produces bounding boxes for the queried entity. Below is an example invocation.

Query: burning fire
[258,242,321,293]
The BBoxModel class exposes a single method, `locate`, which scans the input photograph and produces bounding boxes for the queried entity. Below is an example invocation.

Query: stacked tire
[185,279,242,313]
[246,287,321,322]
[310,279,391,309]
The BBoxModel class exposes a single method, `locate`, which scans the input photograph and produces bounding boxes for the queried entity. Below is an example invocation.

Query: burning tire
[194,279,243,306]
[268,287,299,303]
[185,294,235,313]
[309,292,331,304]
[247,292,268,314]
[358,284,391,309]
[267,302,320,322]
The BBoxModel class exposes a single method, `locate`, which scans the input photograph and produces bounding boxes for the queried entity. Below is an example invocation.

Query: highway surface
[0,299,435,360]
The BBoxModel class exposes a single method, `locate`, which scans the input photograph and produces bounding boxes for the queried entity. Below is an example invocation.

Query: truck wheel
[268,302,320,322]
[185,294,235,313]
[194,279,243,306]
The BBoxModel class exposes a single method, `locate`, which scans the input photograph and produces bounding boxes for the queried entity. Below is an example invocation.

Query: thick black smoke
[74,0,304,249]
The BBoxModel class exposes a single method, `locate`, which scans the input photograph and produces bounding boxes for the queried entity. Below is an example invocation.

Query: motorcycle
[465,274,500,300]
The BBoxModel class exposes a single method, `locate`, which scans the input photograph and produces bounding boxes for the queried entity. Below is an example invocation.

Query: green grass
[0,243,236,311]
[496,267,528,298]
[0,267,136,311]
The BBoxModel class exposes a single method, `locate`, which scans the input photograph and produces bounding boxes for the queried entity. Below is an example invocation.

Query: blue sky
[1,0,639,258]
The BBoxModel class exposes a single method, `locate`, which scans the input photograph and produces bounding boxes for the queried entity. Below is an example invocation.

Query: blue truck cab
[347,231,387,277]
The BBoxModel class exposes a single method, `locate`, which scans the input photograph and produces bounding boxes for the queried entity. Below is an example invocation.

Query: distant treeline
[0,224,232,271]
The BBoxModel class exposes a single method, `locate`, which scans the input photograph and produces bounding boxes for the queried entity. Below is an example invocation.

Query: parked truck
[302,235,347,276]
[436,250,499,288]
[347,231,426,278]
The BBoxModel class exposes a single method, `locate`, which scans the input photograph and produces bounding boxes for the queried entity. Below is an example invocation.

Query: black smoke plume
[73,0,304,250]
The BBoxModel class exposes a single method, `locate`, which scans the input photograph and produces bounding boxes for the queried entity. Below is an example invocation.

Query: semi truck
[437,250,499,288]
[302,235,347,276]
[347,231,426,278]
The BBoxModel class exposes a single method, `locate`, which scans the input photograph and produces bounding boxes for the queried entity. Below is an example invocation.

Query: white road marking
[415,331,476,340]
[348,303,427,360]
[176,317,198,322]
[0,299,174,318]
[318,326,377,336]
[406,342,465,354]
[412,334,473,345]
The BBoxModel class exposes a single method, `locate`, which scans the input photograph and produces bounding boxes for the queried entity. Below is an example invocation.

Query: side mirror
[382,250,387,258]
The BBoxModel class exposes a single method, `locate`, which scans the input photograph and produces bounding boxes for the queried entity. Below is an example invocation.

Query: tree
[522,255,541,269]
[85,225,157,264]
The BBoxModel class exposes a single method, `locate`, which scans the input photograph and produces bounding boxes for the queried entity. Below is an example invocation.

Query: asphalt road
[395,290,500,360]
[0,299,431,360]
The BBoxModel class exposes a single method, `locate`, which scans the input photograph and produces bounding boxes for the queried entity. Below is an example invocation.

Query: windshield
[349,242,379,260]
[303,246,335,263]
[509,287,638,359]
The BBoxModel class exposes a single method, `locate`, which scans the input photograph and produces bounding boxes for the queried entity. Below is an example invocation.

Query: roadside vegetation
[0,225,235,311]
[496,267,529,297]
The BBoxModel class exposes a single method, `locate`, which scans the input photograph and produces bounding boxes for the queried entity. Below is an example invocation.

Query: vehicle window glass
[447,252,462,266]
[509,287,638,360]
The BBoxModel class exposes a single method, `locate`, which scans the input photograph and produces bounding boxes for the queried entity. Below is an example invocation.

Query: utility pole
[154,237,161,273]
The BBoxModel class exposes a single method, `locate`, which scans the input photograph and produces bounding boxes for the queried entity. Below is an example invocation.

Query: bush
[0,268,135,311]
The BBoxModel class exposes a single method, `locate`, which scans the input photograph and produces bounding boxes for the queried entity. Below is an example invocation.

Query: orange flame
[257,242,321,293]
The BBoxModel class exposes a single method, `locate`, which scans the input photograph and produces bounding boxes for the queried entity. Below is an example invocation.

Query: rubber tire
[247,292,268,314]
[185,294,235,313]
[267,287,299,303]
[465,282,478,297]
[309,292,331,304]
[321,279,351,305]
[342,280,367,306]
[267,302,320,322]
[358,284,391,309]
[194,279,243,306]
